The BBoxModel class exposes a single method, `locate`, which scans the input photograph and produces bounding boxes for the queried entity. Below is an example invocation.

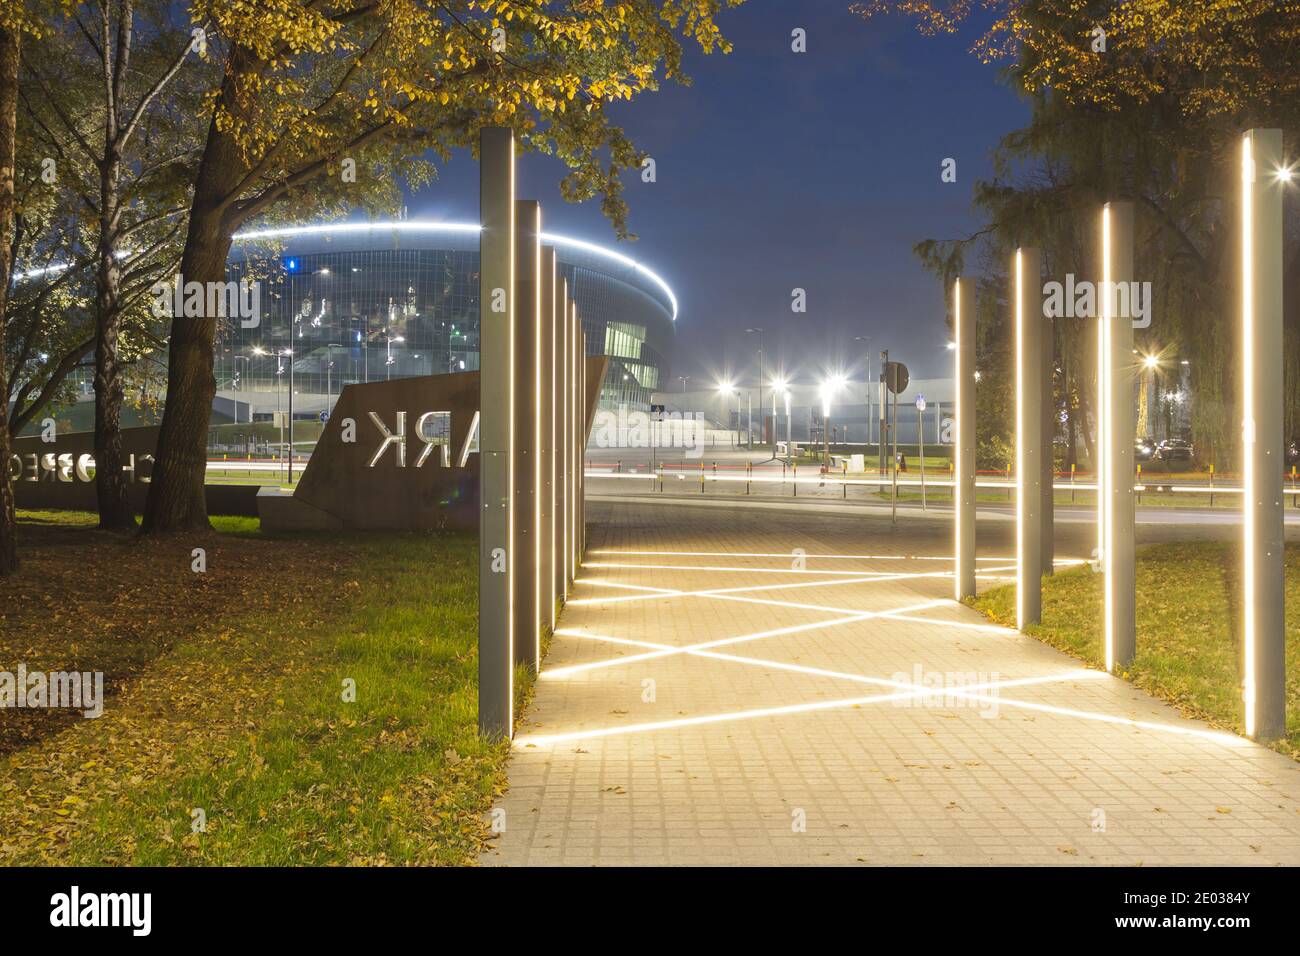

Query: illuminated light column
[569,300,580,577]
[1041,311,1055,575]
[1101,202,1136,672]
[512,199,541,671]
[578,324,588,554]
[1241,128,1286,740]
[954,277,976,600]
[477,128,515,739]
[555,275,570,602]
[539,245,557,632]
[1014,246,1044,629]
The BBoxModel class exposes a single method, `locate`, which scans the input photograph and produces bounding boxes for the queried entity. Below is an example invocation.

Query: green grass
[1,515,525,866]
[971,542,1300,759]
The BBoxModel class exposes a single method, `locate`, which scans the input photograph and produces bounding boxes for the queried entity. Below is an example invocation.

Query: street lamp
[232,356,250,424]
[772,377,791,457]
[325,343,344,416]
[820,375,844,470]
[745,328,765,452]
[717,380,738,447]
[255,345,295,482]
[678,375,690,392]
[386,334,405,380]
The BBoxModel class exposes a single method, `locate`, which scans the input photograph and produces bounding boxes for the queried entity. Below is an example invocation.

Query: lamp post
[717,381,735,447]
[771,378,784,454]
[745,328,765,452]
[386,334,404,381]
[820,376,843,471]
[255,346,293,482]
[233,356,249,424]
[678,375,690,392]
[325,343,344,417]
[854,335,872,445]
[784,388,792,452]
[1138,352,1159,439]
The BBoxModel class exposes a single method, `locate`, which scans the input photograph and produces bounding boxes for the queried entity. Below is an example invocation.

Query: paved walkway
[482,502,1300,866]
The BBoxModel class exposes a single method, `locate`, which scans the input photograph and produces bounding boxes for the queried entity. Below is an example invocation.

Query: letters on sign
[365,410,479,469]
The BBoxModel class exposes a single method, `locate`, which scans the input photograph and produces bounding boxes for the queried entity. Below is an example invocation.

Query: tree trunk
[94,150,135,529]
[141,99,247,533]
[139,207,229,532]
[0,25,20,575]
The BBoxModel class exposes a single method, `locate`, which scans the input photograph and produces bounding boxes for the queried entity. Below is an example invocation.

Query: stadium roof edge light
[230,219,679,322]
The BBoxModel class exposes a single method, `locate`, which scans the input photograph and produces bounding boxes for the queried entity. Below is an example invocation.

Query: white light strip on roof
[231,219,679,321]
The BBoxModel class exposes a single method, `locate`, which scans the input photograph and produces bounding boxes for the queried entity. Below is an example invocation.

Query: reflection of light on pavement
[532,548,1254,753]
[544,599,949,679]
[569,562,1020,611]
[517,672,1105,748]
[589,549,1087,567]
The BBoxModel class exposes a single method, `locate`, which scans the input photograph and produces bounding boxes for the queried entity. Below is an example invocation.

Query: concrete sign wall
[259,358,606,533]
[8,426,257,516]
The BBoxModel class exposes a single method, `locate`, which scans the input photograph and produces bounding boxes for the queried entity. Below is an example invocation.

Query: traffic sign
[915,394,926,411]
[884,361,909,394]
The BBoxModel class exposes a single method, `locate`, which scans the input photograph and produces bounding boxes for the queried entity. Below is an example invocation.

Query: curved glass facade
[219,223,674,415]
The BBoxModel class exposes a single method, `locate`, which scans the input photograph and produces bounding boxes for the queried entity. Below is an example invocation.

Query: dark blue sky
[409,0,1026,385]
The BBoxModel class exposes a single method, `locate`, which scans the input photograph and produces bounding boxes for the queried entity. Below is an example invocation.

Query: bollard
[1070,462,1076,503]
[1006,463,1012,500]
[700,460,705,493]
[1209,463,1215,507]
[1136,463,1142,504]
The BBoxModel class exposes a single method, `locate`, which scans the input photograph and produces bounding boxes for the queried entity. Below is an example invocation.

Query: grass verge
[970,541,1300,760]
[1,511,519,865]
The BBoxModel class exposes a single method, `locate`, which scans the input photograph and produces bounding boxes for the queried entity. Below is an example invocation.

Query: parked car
[1135,437,1157,461]
[1155,437,1193,462]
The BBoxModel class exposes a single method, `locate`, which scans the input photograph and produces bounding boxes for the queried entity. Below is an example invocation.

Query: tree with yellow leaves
[143,0,742,532]
[858,0,1300,469]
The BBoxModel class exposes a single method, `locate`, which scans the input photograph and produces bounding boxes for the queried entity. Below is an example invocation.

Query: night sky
[407,0,1026,387]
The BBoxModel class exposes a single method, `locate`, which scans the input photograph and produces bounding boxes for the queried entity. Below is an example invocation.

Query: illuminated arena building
[217,221,676,421]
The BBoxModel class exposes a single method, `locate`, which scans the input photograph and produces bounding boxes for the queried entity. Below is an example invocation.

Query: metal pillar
[578,325,587,555]
[1014,247,1044,629]
[1041,311,1055,575]
[512,200,541,672]
[1241,128,1286,740]
[477,128,515,739]
[954,277,976,600]
[1101,202,1136,672]
[556,276,569,601]
[878,349,889,476]
[539,245,557,633]
[574,303,585,580]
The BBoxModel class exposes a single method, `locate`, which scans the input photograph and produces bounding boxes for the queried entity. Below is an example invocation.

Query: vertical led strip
[506,167,515,721]
[1097,214,1108,579]
[1014,250,1024,628]
[1241,133,1257,737]
[1101,205,1113,672]
[954,277,963,601]
[954,277,966,601]
[561,281,570,597]
[532,214,542,667]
